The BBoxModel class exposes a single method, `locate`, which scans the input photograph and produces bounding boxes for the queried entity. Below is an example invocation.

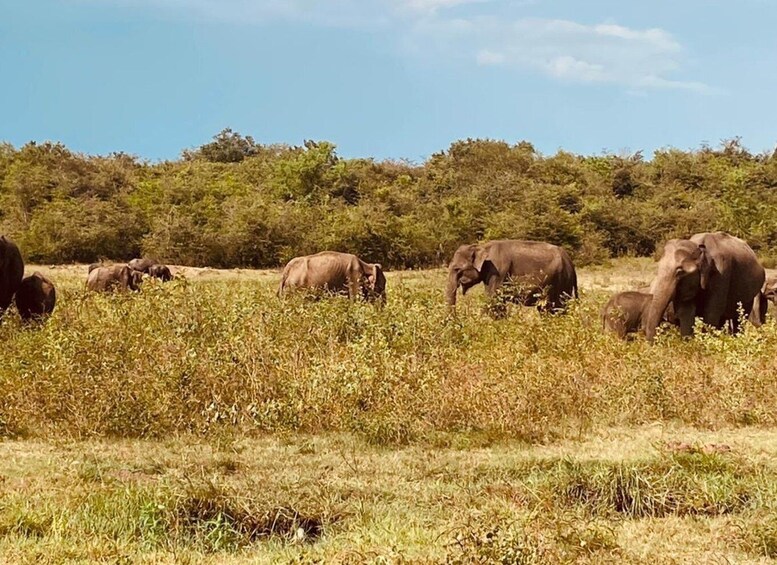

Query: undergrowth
[1,270,776,443]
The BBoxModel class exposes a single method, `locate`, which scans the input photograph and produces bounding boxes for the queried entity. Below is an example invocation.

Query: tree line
[1,129,775,269]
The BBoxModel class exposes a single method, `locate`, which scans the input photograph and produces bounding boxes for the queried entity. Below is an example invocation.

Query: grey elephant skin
[0,236,24,318]
[129,258,172,281]
[765,275,777,303]
[445,240,578,313]
[15,272,56,322]
[601,291,678,339]
[751,275,777,324]
[278,251,386,303]
[644,232,765,340]
[86,265,143,293]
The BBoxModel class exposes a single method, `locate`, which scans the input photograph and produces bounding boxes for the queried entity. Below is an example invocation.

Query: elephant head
[645,240,712,340]
[362,263,386,303]
[764,276,777,304]
[120,266,143,291]
[446,244,489,306]
[149,264,172,282]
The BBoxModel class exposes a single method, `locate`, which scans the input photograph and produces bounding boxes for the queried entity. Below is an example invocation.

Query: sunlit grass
[1,260,776,562]
[1,262,776,442]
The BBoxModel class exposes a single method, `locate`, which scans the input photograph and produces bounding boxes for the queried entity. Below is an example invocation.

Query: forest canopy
[1,131,775,268]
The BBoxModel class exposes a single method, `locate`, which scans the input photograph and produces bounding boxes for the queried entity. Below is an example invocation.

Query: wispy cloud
[398,0,490,15]
[95,0,712,93]
[409,16,714,93]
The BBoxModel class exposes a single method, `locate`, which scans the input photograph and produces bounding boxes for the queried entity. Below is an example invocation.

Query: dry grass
[0,427,775,562]
[2,259,776,442]
[1,259,777,561]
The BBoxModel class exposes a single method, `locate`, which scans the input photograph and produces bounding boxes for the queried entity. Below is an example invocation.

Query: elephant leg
[700,279,730,329]
[676,302,696,337]
[545,285,564,314]
[483,270,505,299]
[482,272,509,318]
[347,273,360,300]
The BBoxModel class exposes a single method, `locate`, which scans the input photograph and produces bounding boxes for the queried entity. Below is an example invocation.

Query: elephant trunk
[645,283,674,342]
[445,271,459,307]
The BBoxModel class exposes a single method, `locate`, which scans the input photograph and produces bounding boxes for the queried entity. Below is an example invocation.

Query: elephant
[86,265,143,293]
[445,240,578,313]
[751,291,768,326]
[278,251,386,303]
[15,272,56,322]
[129,258,172,282]
[0,235,24,319]
[765,275,777,304]
[644,232,765,341]
[148,264,172,282]
[601,290,678,339]
[87,263,101,274]
[128,258,157,273]
[750,275,777,325]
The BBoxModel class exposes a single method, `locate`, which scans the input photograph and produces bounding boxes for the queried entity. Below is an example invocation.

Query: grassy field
[1,259,776,563]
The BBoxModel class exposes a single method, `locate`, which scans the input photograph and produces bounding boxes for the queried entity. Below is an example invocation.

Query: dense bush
[1,269,777,440]
[1,133,776,268]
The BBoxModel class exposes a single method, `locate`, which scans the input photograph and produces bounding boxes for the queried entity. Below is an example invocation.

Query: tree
[183,128,259,163]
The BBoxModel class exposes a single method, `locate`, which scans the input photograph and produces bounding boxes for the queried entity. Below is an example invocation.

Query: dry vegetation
[1,259,777,562]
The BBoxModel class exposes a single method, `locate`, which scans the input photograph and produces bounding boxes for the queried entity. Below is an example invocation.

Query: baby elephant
[601,291,653,339]
[601,291,678,339]
[15,272,56,322]
[87,265,143,293]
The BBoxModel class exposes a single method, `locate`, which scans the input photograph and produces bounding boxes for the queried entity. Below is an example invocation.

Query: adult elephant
[129,258,172,281]
[644,232,765,341]
[1,236,24,318]
[445,240,578,313]
[278,251,386,304]
[87,265,143,293]
[15,272,56,321]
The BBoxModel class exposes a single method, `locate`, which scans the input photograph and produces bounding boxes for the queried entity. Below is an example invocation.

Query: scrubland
[1,259,776,563]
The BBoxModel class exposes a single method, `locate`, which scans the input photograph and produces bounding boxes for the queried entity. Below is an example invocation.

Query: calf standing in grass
[15,272,56,322]
[601,290,678,339]
[601,291,654,339]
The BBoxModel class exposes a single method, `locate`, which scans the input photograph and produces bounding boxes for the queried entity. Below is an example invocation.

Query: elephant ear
[697,244,714,290]
[472,246,489,272]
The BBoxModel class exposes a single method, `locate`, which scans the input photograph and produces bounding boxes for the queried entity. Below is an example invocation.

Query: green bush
[2,133,777,267]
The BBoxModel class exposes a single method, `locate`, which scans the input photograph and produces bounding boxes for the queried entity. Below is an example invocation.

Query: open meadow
[1,259,777,563]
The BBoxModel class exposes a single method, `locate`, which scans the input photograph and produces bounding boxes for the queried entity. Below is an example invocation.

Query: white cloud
[408,16,713,92]
[545,56,607,82]
[398,0,489,15]
[476,49,506,66]
[95,0,712,92]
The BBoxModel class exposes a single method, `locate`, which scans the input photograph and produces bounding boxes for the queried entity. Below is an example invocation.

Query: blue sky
[2,0,776,161]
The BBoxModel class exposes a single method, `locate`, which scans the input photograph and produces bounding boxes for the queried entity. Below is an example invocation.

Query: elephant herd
[86,258,172,293]
[0,236,176,322]
[1,231,776,341]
